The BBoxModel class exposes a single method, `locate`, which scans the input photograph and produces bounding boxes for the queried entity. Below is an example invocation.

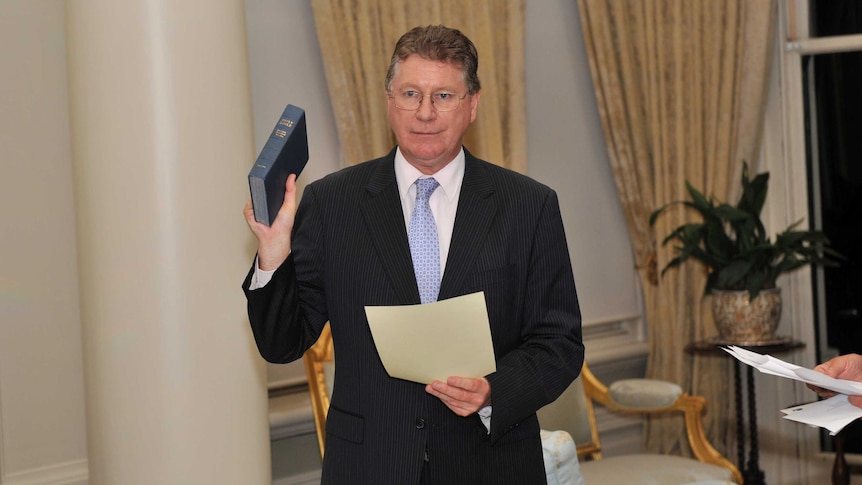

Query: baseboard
[1,458,323,485]
[273,469,321,485]
[2,459,88,485]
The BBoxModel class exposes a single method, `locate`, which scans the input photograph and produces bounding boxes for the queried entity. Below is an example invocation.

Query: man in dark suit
[243,25,583,484]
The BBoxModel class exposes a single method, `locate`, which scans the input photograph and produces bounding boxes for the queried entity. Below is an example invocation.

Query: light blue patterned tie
[408,178,441,304]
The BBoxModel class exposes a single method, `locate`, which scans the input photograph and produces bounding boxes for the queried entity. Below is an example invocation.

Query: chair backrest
[536,364,604,461]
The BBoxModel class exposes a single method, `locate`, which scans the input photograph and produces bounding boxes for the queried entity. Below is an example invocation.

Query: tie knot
[415,178,440,202]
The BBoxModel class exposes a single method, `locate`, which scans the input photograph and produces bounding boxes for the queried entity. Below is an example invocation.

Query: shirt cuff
[249,256,276,289]
[478,405,492,434]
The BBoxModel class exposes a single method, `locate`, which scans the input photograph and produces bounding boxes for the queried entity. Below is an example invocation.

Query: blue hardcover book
[248,104,309,226]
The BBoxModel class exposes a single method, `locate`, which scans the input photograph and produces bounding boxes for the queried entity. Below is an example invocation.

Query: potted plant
[649,162,841,343]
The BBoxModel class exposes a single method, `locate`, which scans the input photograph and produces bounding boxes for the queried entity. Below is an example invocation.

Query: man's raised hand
[244,174,298,270]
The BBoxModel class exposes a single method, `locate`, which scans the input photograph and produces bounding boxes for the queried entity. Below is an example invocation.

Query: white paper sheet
[722,345,862,434]
[722,346,862,394]
[364,292,497,384]
[781,395,862,436]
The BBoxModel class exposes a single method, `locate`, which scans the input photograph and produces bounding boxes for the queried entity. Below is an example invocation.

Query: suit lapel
[360,153,421,304]
[439,154,495,300]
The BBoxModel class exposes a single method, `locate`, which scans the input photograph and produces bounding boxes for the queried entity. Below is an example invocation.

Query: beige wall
[0,1,639,483]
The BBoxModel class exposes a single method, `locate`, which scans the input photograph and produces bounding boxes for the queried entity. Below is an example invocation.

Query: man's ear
[469,91,481,122]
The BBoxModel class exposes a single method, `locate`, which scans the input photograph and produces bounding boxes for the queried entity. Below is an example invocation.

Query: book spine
[252,108,301,174]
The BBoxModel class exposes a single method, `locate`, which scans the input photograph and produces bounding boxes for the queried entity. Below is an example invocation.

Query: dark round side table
[685,337,805,485]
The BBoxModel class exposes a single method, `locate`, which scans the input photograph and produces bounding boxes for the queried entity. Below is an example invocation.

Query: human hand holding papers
[722,345,862,435]
[364,292,496,384]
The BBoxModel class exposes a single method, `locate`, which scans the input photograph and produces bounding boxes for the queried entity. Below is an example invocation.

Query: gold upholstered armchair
[538,364,742,484]
[304,324,740,484]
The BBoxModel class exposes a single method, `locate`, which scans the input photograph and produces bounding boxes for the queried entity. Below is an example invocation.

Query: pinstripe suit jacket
[243,148,583,484]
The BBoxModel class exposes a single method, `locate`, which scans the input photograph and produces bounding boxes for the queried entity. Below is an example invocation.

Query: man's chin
[402,146,444,163]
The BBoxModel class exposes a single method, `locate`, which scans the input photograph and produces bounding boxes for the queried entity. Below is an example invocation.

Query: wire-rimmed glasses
[388,90,468,112]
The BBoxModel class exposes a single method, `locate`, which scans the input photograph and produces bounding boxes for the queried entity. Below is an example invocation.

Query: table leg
[833,430,849,485]
[743,366,766,485]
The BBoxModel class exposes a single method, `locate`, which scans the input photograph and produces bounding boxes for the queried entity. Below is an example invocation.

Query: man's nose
[416,96,437,119]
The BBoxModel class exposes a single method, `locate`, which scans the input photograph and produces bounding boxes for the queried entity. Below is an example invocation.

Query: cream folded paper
[365,291,497,384]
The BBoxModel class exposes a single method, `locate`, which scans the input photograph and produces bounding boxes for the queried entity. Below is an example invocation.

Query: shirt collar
[394,147,465,202]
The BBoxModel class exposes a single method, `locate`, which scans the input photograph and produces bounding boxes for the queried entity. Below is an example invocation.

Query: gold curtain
[578,0,776,456]
[310,0,526,171]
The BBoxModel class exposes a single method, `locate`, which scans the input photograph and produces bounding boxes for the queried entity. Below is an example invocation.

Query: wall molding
[270,386,315,441]
[582,313,649,365]
[1,459,88,485]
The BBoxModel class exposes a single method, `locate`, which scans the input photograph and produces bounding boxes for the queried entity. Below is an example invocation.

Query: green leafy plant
[649,162,841,300]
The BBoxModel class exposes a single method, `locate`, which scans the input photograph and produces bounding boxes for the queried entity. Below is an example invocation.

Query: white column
[65,1,270,483]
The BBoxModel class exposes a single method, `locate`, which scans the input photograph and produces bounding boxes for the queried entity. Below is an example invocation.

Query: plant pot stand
[686,338,805,485]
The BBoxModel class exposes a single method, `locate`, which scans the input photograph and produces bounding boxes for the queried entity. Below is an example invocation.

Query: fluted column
[65,1,270,483]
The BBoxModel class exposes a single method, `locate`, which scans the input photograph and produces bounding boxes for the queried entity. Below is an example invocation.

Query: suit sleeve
[485,190,584,443]
[241,184,330,364]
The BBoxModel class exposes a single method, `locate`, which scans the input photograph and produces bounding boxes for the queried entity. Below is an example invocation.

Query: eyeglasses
[388,90,468,112]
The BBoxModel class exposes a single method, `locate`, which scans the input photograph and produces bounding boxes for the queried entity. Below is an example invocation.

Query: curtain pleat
[578,0,776,457]
[310,0,526,172]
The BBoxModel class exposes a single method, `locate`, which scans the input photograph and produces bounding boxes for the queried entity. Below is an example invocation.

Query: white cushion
[541,429,585,485]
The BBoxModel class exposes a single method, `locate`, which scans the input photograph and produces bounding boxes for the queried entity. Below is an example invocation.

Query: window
[801,0,862,456]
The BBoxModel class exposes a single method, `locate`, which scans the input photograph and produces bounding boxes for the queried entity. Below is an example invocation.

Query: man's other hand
[426,376,491,416]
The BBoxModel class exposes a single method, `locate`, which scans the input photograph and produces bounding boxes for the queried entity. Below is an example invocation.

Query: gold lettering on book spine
[278,118,294,128]
[275,129,287,138]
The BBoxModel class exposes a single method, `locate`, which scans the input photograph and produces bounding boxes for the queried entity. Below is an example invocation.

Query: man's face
[386,55,480,175]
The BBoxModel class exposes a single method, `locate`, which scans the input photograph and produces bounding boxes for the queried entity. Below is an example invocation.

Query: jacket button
[415,418,426,429]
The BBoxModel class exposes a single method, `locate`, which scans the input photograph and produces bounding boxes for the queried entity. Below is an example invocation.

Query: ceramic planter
[711,288,782,343]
